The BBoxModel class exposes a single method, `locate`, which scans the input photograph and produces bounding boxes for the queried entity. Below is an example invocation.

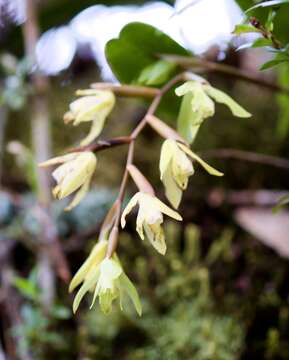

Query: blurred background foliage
[1,0,289,359]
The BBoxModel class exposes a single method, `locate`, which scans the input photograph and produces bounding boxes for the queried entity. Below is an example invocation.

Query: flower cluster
[39,77,251,317]
[69,241,142,316]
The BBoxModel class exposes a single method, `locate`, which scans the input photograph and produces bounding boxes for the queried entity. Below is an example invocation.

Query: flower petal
[121,193,140,228]
[204,85,251,118]
[39,153,78,167]
[65,178,90,211]
[159,140,174,180]
[69,241,107,293]
[178,144,224,177]
[152,197,182,221]
[119,273,142,316]
[143,222,167,255]
[72,266,100,313]
[162,167,183,209]
[80,110,108,146]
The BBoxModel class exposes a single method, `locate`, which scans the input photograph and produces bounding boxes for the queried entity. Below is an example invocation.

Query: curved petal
[159,140,174,180]
[152,197,182,221]
[178,143,224,177]
[80,110,107,146]
[121,193,140,228]
[65,178,90,211]
[39,153,78,167]
[204,85,251,118]
[119,273,142,316]
[143,222,167,255]
[69,240,107,293]
[72,266,100,313]
[162,167,183,209]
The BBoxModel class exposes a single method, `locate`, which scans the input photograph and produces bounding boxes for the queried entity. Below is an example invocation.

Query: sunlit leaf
[232,24,260,35]
[105,22,189,84]
[137,60,176,86]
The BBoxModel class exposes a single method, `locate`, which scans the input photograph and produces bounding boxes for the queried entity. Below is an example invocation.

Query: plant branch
[201,148,289,169]
[91,82,160,98]
[160,54,289,95]
[250,16,283,50]
[106,72,189,257]
[70,136,132,153]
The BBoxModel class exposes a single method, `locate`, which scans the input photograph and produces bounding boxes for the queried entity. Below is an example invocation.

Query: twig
[250,16,283,50]
[160,54,289,95]
[70,136,132,153]
[201,148,289,170]
[91,82,160,98]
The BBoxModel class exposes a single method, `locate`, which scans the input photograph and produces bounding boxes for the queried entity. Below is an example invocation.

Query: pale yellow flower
[121,192,182,255]
[160,139,223,209]
[71,254,142,316]
[176,81,251,143]
[39,151,96,210]
[64,89,115,146]
[69,240,108,293]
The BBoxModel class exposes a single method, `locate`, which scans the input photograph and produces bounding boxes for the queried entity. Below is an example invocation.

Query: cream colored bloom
[64,89,115,146]
[121,192,182,255]
[69,240,108,294]
[175,81,251,143]
[39,151,96,210]
[160,140,223,209]
[72,254,142,316]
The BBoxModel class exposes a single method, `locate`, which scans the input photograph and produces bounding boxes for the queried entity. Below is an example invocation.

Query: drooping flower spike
[70,249,142,316]
[64,89,115,146]
[121,192,182,255]
[176,80,251,144]
[39,151,97,210]
[160,139,223,209]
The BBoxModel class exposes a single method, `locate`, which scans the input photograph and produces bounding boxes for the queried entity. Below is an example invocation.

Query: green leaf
[105,22,189,84]
[137,60,176,86]
[204,86,251,118]
[13,277,39,301]
[277,65,289,137]
[273,193,289,212]
[246,0,289,12]
[232,24,260,35]
[260,57,289,70]
[252,37,273,48]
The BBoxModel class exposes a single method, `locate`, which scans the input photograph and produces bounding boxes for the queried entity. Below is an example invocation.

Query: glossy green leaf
[252,37,273,48]
[137,60,176,86]
[232,24,260,35]
[105,22,189,84]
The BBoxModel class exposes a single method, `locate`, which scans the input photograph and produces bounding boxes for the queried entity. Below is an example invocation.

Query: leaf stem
[160,54,289,95]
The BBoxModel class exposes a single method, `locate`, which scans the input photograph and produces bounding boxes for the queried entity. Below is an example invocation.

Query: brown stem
[201,148,289,169]
[70,136,132,153]
[160,54,289,95]
[91,82,160,98]
[22,0,70,308]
